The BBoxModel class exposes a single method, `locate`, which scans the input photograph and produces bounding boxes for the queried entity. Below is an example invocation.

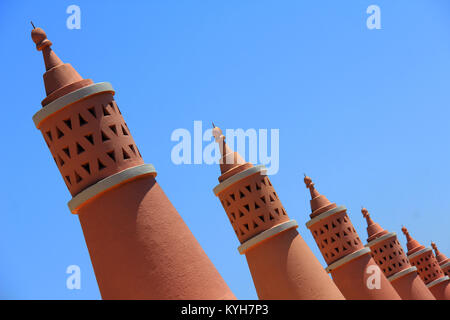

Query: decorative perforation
[442,265,450,277]
[410,251,444,284]
[40,92,144,196]
[309,210,364,265]
[370,237,410,278]
[218,173,290,243]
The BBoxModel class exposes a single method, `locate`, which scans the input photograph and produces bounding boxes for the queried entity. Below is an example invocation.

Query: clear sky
[0,0,449,299]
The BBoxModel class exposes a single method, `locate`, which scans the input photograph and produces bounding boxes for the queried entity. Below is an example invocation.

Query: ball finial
[212,125,224,143]
[431,242,437,251]
[304,175,313,189]
[31,26,52,51]
[361,207,369,218]
[401,226,409,236]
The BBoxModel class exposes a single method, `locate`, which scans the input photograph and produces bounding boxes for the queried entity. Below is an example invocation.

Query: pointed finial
[401,226,409,236]
[212,122,216,128]
[304,175,314,189]
[31,21,36,29]
[361,207,369,218]
[31,26,52,51]
[431,242,438,252]
[212,125,224,143]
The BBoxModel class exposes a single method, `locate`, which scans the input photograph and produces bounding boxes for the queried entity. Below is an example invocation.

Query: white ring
[305,205,347,229]
[366,232,396,248]
[213,165,266,196]
[387,266,417,282]
[427,275,450,288]
[68,164,156,214]
[33,82,115,128]
[237,220,298,255]
[408,247,432,260]
[325,247,371,273]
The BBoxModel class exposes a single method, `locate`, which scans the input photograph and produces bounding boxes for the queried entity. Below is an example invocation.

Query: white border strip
[33,82,115,128]
[440,261,450,270]
[388,266,417,282]
[408,247,432,260]
[237,220,298,255]
[305,205,346,229]
[427,275,450,289]
[325,247,371,273]
[366,232,396,248]
[213,165,266,196]
[68,164,156,214]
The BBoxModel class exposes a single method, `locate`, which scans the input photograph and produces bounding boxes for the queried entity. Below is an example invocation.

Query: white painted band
[440,261,450,270]
[213,165,267,196]
[427,275,450,289]
[408,247,432,260]
[305,205,347,229]
[388,266,417,282]
[325,247,371,273]
[237,220,298,255]
[68,164,157,214]
[366,232,397,248]
[33,82,115,128]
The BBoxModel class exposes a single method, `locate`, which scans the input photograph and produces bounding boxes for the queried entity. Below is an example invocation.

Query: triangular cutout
[259,215,265,222]
[79,114,88,126]
[239,191,245,199]
[76,142,85,154]
[63,118,72,130]
[129,144,137,155]
[98,159,106,170]
[85,134,94,145]
[81,162,91,174]
[122,148,131,160]
[255,202,260,209]
[62,147,70,158]
[107,150,116,162]
[75,171,83,183]
[58,155,64,167]
[102,104,111,116]
[101,130,110,142]
[121,125,129,136]
[46,131,53,142]
[56,126,64,139]
[260,196,266,204]
[88,106,97,118]
[245,185,251,192]
[109,124,117,135]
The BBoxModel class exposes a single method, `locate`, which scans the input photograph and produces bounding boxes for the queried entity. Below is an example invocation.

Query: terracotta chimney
[303,177,401,300]
[212,126,344,299]
[402,227,450,300]
[432,242,450,276]
[362,208,434,300]
[31,26,235,300]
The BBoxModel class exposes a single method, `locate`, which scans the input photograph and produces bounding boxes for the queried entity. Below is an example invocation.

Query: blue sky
[0,0,449,299]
